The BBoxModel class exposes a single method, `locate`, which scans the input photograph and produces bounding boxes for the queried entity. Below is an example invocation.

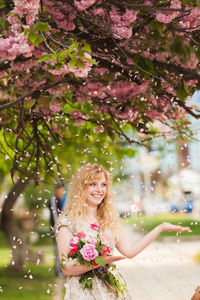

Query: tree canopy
[0,0,200,181]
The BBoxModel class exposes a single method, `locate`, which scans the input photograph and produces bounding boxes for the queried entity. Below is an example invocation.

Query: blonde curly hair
[58,163,120,239]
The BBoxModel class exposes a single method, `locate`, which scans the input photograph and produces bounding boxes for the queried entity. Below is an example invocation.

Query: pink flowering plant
[61,224,126,297]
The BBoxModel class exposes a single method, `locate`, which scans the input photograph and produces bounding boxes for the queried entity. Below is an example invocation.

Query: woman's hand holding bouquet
[61,224,126,297]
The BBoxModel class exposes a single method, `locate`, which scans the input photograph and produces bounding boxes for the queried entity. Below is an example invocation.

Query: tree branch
[108,0,190,12]
[0,78,73,111]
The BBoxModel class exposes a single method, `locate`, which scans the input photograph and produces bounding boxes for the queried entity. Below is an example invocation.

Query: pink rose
[70,236,80,248]
[80,243,99,261]
[101,246,111,254]
[90,223,101,230]
[89,238,97,245]
[69,245,78,256]
[77,232,86,238]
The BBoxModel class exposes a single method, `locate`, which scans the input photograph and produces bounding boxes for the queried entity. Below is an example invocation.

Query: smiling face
[85,172,107,207]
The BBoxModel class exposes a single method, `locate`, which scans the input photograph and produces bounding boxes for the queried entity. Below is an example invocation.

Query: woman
[55,163,190,300]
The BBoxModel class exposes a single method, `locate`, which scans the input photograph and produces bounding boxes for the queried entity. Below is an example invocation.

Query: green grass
[124,213,200,238]
[0,243,56,300]
[0,264,55,300]
[0,231,9,247]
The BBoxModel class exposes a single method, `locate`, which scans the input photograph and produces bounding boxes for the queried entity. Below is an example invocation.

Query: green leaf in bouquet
[95,256,105,267]
[79,271,94,290]
[84,260,92,268]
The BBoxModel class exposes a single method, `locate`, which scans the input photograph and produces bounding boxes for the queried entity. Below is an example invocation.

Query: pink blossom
[183,53,198,69]
[108,80,149,102]
[101,246,111,254]
[80,243,99,261]
[156,0,181,24]
[69,53,93,78]
[74,0,97,11]
[69,245,78,255]
[0,71,7,79]
[7,14,21,33]
[49,101,62,113]
[14,0,40,25]
[46,5,76,31]
[70,236,80,248]
[69,62,92,78]
[109,6,121,23]
[0,33,33,60]
[90,223,101,230]
[51,123,60,134]
[112,25,132,39]
[77,232,86,238]
[122,9,138,26]
[126,58,134,65]
[48,53,93,78]
[146,110,161,120]
[89,238,97,245]
[56,19,75,31]
[41,106,50,115]
[93,125,104,134]
[77,96,88,103]
[91,7,107,17]
[109,6,137,39]
[113,107,138,122]
[48,64,70,75]
[10,60,37,72]
[186,80,198,87]
[74,119,85,126]
[80,80,106,97]
[70,110,83,119]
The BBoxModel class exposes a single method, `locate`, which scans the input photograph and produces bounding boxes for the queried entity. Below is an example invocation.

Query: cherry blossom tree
[0,0,200,180]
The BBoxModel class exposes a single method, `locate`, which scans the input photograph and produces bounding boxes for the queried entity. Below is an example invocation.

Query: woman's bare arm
[116,222,191,259]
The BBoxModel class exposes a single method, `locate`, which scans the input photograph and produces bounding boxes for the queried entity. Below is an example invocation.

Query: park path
[116,229,200,300]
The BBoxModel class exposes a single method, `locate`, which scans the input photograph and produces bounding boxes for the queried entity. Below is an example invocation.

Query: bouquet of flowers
[61,223,126,298]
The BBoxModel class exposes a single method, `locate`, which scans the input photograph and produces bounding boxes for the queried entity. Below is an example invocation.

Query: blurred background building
[116,91,200,218]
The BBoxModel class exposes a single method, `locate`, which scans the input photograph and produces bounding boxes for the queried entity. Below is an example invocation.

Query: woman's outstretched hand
[159,222,192,233]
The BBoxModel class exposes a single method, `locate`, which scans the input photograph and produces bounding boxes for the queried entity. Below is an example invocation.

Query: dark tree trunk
[0,178,32,272]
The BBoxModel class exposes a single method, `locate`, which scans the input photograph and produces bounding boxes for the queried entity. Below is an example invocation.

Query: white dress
[56,216,132,300]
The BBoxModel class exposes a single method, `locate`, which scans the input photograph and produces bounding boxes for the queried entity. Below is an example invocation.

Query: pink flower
[69,245,78,256]
[14,0,40,26]
[74,0,96,11]
[112,24,132,39]
[80,243,99,261]
[74,119,85,126]
[77,232,86,238]
[90,223,101,230]
[51,123,60,134]
[70,110,83,119]
[183,53,199,70]
[93,260,98,267]
[101,246,111,254]
[70,236,80,248]
[49,100,62,113]
[156,0,181,24]
[89,238,97,245]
